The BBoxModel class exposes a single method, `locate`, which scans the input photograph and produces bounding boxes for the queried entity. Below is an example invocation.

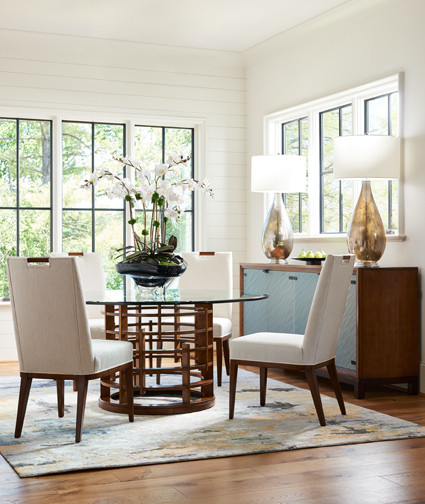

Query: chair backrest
[7,257,95,375]
[302,254,355,365]
[51,252,106,319]
[178,252,233,320]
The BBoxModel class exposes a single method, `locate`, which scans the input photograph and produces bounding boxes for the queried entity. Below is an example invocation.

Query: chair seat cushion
[89,318,106,339]
[230,333,304,365]
[92,339,133,374]
[212,317,232,339]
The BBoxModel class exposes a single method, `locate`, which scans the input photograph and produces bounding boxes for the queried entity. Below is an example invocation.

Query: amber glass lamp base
[347,180,386,267]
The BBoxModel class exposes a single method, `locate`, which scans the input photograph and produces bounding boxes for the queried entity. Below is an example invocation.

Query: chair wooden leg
[215,338,223,387]
[124,364,134,423]
[229,361,238,419]
[327,359,346,415]
[223,337,230,376]
[75,376,89,443]
[56,379,65,418]
[260,367,267,406]
[15,373,32,438]
[72,380,77,392]
[305,367,326,426]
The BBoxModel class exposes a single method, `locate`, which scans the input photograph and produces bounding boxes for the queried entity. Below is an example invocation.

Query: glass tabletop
[85,288,268,306]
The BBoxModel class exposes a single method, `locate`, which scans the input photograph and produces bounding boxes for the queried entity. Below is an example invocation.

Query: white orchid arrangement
[81,154,213,264]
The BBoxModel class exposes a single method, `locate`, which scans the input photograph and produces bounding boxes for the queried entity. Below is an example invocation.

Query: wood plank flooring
[2,361,425,504]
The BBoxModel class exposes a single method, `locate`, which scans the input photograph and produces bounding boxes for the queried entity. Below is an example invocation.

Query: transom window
[266,75,401,238]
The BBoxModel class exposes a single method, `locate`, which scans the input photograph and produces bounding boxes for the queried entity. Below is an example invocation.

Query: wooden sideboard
[240,262,419,398]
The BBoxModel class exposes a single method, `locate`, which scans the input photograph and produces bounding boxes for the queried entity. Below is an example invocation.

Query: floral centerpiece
[81,154,213,288]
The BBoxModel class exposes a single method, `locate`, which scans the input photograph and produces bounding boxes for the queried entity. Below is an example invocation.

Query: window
[0,118,52,297]
[266,74,401,237]
[62,121,126,289]
[365,92,399,231]
[282,117,309,233]
[134,125,194,252]
[0,116,197,296]
[320,105,353,233]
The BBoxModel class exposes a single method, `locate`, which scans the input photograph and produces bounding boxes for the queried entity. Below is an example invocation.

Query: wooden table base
[98,302,215,415]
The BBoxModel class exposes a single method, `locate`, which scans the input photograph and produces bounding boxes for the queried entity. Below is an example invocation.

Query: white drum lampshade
[251,155,306,263]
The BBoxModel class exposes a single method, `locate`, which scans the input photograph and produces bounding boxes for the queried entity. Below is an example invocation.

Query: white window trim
[263,73,404,240]
[0,106,207,252]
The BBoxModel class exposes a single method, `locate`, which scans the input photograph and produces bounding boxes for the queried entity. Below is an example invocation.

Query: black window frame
[281,117,308,234]
[134,124,195,252]
[61,119,127,254]
[319,104,352,234]
[0,117,53,255]
[364,92,398,231]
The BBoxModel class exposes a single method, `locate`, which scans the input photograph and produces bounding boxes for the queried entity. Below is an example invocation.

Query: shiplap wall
[0,29,246,361]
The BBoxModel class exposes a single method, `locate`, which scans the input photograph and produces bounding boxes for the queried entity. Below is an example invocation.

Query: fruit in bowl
[297,249,327,261]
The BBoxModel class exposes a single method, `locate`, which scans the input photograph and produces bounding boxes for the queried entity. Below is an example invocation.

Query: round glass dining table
[85,288,267,415]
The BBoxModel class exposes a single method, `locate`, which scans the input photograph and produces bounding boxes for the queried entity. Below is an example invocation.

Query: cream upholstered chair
[229,254,354,426]
[178,252,233,386]
[7,256,134,443]
[51,252,106,339]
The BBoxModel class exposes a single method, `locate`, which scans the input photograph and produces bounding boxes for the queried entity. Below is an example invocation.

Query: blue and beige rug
[1,370,425,478]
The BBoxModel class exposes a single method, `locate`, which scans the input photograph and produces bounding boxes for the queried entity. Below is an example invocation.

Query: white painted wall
[244,0,425,389]
[0,30,246,361]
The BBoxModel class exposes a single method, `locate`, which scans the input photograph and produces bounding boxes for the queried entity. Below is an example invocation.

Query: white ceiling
[0,0,351,52]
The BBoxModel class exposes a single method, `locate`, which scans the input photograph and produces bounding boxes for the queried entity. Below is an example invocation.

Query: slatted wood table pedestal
[85,289,267,415]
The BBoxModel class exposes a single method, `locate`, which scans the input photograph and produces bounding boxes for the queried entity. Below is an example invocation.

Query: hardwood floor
[2,361,425,504]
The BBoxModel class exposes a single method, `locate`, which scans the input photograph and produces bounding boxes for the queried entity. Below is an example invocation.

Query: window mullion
[125,120,135,251]
[52,116,62,252]
[16,119,20,256]
[308,111,320,235]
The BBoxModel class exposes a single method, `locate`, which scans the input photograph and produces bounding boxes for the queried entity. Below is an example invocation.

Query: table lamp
[333,135,400,267]
[251,155,306,263]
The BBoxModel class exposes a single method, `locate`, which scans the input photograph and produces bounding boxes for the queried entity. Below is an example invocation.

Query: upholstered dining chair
[51,252,106,339]
[229,254,355,426]
[178,252,233,386]
[7,256,134,443]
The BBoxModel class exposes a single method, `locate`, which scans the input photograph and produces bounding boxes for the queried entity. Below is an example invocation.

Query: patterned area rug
[1,370,425,478]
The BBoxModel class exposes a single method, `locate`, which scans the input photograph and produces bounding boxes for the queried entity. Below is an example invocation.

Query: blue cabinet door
[266,271,294,333]
[335,276,357,371]
[294,272,320,334]
[243,269,267,334]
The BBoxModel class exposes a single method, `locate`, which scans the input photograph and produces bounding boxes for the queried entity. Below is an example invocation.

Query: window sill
[294,234,406,243]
